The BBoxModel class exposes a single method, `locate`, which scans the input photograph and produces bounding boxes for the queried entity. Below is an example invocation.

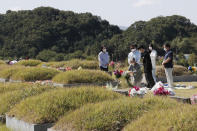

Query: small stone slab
[170,96,191,104]
[53,81,118,88]
[48,128,58,131]
[0,78,8,82]
[114,89,129,96]
[6,115,53,131]
[9,79,23,83]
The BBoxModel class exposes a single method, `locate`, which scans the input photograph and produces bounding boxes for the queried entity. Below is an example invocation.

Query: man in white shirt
[149,44,157,83]
[128,44,141,65]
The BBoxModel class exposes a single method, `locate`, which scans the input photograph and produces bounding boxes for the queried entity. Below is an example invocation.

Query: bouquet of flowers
[151,81,175,96]
[66,67,72,71]
[188,66,197,73]
[113,70,123,79]
[128,86,147,98]
[153,87,169,96]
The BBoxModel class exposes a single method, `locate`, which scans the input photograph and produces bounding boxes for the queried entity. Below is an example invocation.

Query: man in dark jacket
[138,45,155,89]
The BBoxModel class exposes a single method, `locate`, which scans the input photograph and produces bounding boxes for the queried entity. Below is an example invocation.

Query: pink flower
[109,61,115,66]
[66,67,72,71]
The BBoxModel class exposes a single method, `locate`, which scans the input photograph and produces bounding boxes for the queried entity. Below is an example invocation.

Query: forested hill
[0,7,197,61]
[0,7,121,61]
[105,15,197,60]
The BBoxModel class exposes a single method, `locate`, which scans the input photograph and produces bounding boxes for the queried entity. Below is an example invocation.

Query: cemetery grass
[16,59,42,66]
[8,87,123,124]
[40,59,99,69]
[52,70,114,84]
[0,85,54,116]
[124,104,197,131]
[52,95,183,131]
[0,122,11,131]
[10,67,59,81]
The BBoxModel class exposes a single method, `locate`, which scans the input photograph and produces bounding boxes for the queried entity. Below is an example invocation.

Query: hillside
[0,7,121,61]
[106,15,197,60]
[0,7,196,61]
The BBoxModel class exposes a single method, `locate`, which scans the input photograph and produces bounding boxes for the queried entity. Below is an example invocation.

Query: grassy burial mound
[0,83,33,94]
[123,105,197,131]
[10,67,59,82]
[156,65,191,77]
[0,66,24,79]
[16,60,42,67]
[0,85,54,116]
[52,70,114,84]
[42,59,99,69]
[8,87,123,124]
[51,96,182,131]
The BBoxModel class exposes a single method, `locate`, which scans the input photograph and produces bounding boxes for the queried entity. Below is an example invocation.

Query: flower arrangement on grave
[66,67,72,71]
[153,87,169,96]
[113,70,123,79]
[128,86,147,97]
[109,61,115,69]
[188,66,197,72]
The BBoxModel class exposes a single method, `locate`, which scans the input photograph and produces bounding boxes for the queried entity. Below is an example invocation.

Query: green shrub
[0,66,23,79]
[52,70,114,84]
[0,85,53,116]
[0,83,32,94]
[52,96,181,131]
[124,105,197,131]
[11,67,59,81]
[156,65,191,77]
[17,60,42,66]
[8,87,123,124]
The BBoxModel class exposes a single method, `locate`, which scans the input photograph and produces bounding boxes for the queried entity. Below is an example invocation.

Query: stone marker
[6,115,53,131]
[170,96,191,104]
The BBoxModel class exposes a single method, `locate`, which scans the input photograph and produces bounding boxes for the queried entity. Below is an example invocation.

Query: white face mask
[103,49,107,52]
[164,48,167,52]
[131,49,136,52]
[149,47,153,51]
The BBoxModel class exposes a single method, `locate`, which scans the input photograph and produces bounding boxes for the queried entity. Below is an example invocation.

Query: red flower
[120,70,124,75]
[154,87,169,96]
[133,86,140,91]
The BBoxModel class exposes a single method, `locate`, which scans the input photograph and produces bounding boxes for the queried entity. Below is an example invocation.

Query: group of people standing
[98,43,174,89]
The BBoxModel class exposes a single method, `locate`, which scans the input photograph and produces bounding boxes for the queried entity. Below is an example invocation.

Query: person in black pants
[138,45,155,89]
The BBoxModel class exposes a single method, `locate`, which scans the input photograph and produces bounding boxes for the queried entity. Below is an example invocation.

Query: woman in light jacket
[149,44,157,83]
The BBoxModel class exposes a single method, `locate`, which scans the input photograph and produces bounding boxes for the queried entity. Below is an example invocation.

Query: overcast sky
[0,0,197,27]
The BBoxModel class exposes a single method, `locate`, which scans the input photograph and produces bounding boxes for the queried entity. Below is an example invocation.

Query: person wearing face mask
[149,44,157,83]
[138,45,155,89]
[128,57,143,87]
[162,43,174,88]
[98,46,110,72]
[128,44,141,65]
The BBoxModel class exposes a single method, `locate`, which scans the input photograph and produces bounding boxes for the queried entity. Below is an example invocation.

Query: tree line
[0,7,196,62]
